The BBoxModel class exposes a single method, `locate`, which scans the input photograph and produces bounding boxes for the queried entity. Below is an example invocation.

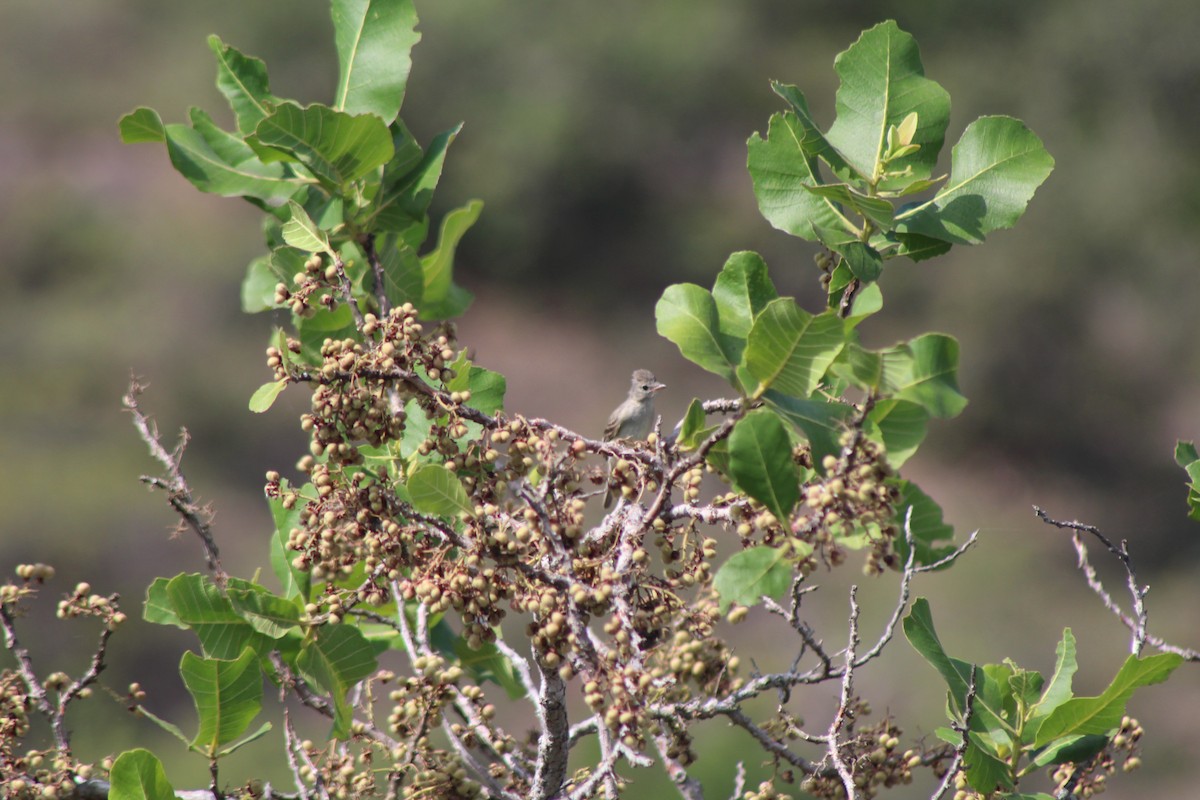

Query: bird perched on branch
[603,369,665,507]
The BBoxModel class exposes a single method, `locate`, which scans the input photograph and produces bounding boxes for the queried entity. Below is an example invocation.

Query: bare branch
[1035,506,1159,658]
[123,379,225,580]
[827,585,861,800]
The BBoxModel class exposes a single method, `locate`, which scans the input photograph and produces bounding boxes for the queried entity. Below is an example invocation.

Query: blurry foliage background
[3,0,1200,796]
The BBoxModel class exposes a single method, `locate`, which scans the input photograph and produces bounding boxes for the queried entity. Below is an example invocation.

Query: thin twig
[123,379,225,581]
[1035,506,1150,656]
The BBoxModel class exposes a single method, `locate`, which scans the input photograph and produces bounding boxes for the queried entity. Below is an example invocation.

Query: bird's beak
[651,382,666,393]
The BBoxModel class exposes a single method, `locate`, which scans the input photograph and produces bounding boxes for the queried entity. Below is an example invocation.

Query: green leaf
[803,184,895,231]
[1035,652,1183,746]
[228,586,302,639]
[208,35,275,135]
[656,283,736,385]
[676,399,710,450]
[268,481,311,601]
[1032,629,1078,721]
[377,237,425,307]
[118,107,165,144]
[332,0,420,124]
[845,282,884,326]
[713,545,792,611]
[1029,734,1110,770]
[241,255,283,313]
[826,21,950,188]
[446,356,506,415]
[712,251,779,339]
[159,574,270,659]
[891,230,952,263]
[711,251,778,389]
[282,200,333,254]
[295,624,378,739]
[1174,440,1200,523]
[769,82,856,179]
[745,299,846,398]
[254,102,394,188]
[408,463,473,518]
[297,304,357,364]
[371,123,461,232]
[904,599,1007,734]
[828,240,883,282]
[421,200,482,319]
[880,333,967,418]
[248,379,288,413]
[865,398,929,468]
[891,480,955,566]
[180,647,264,755]
[897,116,1054,245]
[727,409,800,524]
[762,391,852,468]
[108,749,176,800]
[747,111,852,241]
[831,341,882,390]
[143,577,184,628]
[162,121,299,202]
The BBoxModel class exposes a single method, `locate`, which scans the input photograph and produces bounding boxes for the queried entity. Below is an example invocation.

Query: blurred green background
[3,0,1199,796]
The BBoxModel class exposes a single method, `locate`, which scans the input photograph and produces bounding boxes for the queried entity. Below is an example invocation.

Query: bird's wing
[603,405,624,441]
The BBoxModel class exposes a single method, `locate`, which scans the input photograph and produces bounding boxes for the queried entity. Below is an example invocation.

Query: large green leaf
[160,120,299,202]
[208,35,275,135]
[371,123,461,233]
[727,409,799,525]
[897,116,1054,244]
[253,102,394,188]
[331,0,420,124]
[769,81,856,180]
[763,391,852,468]
[408,463,473,518]
[295,624,379,739]
[180,647,264,755]
[421,200,482,319]
[377,238,425,307]
[825,21,950,188]
[108,749,176,800]
[1031,629,1078,723]
[745,299,846,398]
[865,398,928,468]
[880,334,967,418]
[712,251,778,338]
[713,545,793,611]
[1034,653,1183,746]
[711,251,778,387]
[656,283,736,385]
[158,574,270,660]
[228,585,302,639]
[747,111,851,241]
[904,599,1009,735]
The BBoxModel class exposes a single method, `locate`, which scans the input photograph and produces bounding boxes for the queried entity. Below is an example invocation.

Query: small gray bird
[603,369,665,507]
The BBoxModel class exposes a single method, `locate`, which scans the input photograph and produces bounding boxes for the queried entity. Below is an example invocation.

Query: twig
[827,585,861,800]
[123,379,225,581]
[1035,507,1150,656]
